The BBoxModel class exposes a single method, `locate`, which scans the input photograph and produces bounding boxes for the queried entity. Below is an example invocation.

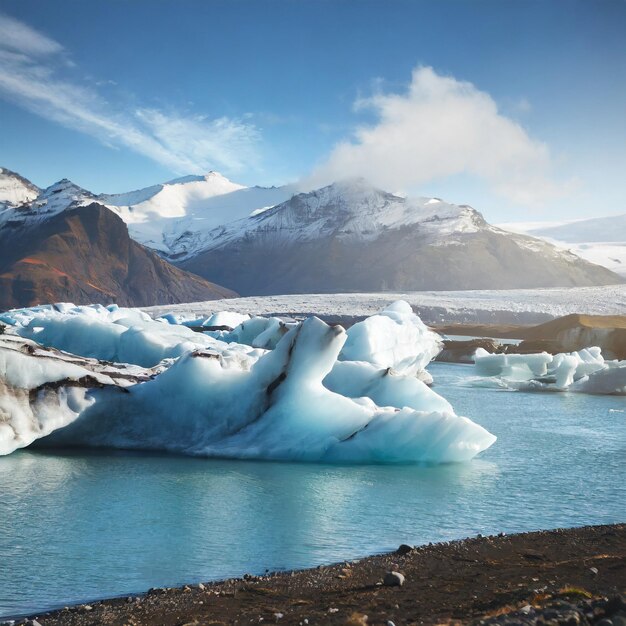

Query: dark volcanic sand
[16,524,625,626]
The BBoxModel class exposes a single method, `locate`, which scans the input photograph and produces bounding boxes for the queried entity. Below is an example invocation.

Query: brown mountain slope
[178,183,623,295]
[521,313,626,338]
[181,228,623,296]
[0,203,236,310]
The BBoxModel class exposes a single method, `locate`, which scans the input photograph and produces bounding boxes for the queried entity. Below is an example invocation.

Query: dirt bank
[16,524,625,626]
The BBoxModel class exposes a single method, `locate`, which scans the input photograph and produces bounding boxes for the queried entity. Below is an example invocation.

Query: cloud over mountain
[307,66,567,206]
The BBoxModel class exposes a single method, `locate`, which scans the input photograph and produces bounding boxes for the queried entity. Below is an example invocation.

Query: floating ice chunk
[339,301,442,375]
[0,316,495,463]
[201,311,250,329]
[570,363,626,395]
[472,346,625,394]
[474,348,553,379]
[157,312,190,325]
[8,304,229,368]
[210,316,295,350]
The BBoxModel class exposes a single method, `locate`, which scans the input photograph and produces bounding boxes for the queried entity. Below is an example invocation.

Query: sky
[0,0,625,222]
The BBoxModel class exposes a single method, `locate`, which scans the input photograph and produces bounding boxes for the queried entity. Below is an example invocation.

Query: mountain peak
[0,167,41,208]
[46,178,80,190]
[165,171,239,187]
[310,177,390,199]
[39,179,92,203]
[286,179,399,220]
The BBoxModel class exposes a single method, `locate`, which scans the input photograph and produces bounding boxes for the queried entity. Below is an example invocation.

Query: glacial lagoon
[1,362,624,618]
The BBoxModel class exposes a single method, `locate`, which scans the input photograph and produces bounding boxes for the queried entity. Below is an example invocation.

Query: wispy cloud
[0,12,260,176]
[306,66,568,205]
[0,13,63,57]
[135,109,260,173]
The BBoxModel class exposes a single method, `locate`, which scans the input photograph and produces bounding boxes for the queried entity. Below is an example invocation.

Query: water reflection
[0,362,624,618]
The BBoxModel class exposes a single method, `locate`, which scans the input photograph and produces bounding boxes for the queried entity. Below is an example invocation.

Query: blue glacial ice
[0,301,496,462]
[1,303,239,367]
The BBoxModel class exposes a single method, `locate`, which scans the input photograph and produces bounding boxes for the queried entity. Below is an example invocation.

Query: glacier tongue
[0,301,496,462]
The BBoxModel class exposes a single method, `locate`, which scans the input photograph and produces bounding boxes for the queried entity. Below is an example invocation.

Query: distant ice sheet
[141,285,626,326]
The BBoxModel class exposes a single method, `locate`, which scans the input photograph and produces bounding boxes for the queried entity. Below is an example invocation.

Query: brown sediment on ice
[18,524,625,626]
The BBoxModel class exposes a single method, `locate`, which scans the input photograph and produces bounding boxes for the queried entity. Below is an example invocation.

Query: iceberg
[0,301,496,462]
[1,303,235,368]
[200,310,251,329]
[473,347,626,395]
[204,300,442,382]
[339,300,442,376]
[205,315,296,350]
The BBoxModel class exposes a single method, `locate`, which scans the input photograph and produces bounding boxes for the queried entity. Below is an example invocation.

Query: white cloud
[135,109,260,173]
[0,13,63,56]
[0,12,260,176]
[307,66,565,205]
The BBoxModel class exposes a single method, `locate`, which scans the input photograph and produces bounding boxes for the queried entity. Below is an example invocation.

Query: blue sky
[0,0,625,222]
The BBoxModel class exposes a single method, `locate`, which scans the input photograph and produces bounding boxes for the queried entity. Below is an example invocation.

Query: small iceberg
[472,346,626,395]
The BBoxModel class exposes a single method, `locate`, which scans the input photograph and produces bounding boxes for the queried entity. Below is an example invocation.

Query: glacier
[472,347,626,394]
[0,301,496,462]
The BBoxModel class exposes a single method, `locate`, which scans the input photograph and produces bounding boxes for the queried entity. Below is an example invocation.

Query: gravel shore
[10,524,625,626]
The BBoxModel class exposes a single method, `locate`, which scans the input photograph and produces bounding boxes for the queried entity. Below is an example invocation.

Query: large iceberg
[473,347,626,395]
[0,302,496,462]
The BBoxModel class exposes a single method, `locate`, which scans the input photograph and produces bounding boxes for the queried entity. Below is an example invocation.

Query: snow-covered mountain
[502,215,626,278]
[0,167,40,209]
[0,177,96,232]
[195,178,484,245]
[0,169,295,258]
[101,171,246,218]
[99,171,296,257]
[1,168,622,300]
[0,170,238,308]
[181,179,622,294]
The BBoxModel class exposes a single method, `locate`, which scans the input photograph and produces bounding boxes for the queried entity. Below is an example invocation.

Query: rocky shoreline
[9,524,625,626]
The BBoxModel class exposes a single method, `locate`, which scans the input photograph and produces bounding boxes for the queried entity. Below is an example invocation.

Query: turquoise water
[1,362,624,618]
